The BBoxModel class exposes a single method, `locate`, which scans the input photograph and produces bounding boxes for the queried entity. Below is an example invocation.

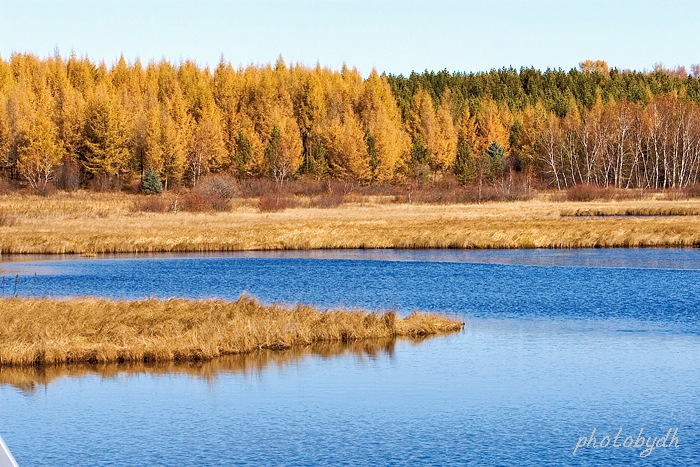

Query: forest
[2,54,700,195]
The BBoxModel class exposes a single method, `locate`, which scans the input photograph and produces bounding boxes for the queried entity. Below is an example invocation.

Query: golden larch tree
[357,70,410,181]
[81,86,132,178]
[188,103,227,187]
[264,110,303,184]
[15,85,63,190]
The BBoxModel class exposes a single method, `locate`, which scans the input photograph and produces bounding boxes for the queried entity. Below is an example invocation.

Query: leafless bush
[34,183,57,197]
[55,159,82,191]
[287,178,327,196]
[565,184,608,201]
[132,196,169,213]
[309,191,345,208]
[258,194,298,212]
[357,182,399,197]
[393,178,534,204]
[683,184,700,198]
[0,178,13,194]
[180,192,229,212]
[239,178,278,197]
[564,184,644,201]
[88,174,122,192]
[181,192,212,212]
[198,174,238,201]
[179,175,238,212]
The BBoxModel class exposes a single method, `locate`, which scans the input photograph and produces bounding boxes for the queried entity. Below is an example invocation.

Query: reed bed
[0,295,464,367]
[560,205,700,217]
[2,193,700,252]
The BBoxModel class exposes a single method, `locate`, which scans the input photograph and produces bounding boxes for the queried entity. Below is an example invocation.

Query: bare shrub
[258,194,298,212]
[0,178,14,194]
[182,192,232,212]
[181,192,214,212]
[394,178,534,205]
[609,189,644,201]
[494,180,535,201]
[132,196,169,213]
[179,175,238,212]
[207,194,232,211]
[357,182,398,197]
[566,184,606,201]
[288,178,327,196]
[683,184,700,198]
[198,174,238,201]
[35,183,57,197]
[239,178,277,197]
[88,174,122,192]
[55,159,81,191]
[662,188,685,201]
[309,191,345,208]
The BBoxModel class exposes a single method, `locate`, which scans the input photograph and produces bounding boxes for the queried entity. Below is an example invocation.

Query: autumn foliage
[2,54,700,193]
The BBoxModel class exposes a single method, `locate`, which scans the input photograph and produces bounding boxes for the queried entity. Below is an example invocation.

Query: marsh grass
[0,295,464,367]
[560,205,700,217]
[2,192,700,252]
[0,209,17,227]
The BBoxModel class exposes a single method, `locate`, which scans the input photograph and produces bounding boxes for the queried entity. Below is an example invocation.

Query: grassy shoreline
[1,192,700,253]
[0,295,464,367]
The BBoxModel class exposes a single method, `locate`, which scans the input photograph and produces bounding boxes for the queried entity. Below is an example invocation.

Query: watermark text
[573,428,679,458]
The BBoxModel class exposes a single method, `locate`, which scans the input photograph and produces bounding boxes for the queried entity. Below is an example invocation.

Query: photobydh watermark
[573,427,680,458]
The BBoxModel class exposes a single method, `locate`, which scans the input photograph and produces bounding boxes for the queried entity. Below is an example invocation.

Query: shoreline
[0,295,464,368]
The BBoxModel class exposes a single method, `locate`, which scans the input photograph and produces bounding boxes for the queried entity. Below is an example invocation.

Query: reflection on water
[0,338,399,393]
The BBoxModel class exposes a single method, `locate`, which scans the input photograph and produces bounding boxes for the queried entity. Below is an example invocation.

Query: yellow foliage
[264,110,303,182]
[433,90,458,172]
[320,108,369,180]
[476,97,510,154]
[357,71,410,181]
[188,104,227,186]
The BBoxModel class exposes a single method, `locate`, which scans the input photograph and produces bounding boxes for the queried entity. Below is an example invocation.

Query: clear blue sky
[1,0,698,75]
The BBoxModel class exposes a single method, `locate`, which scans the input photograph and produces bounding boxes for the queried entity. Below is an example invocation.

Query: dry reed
[0,295,464,367]
[560,205,700,217]
[2,192,700,252]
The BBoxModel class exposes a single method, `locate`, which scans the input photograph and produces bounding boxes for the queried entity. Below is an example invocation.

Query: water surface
[1,249,698,465]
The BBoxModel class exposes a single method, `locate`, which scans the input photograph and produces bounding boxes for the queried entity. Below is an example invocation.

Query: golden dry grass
[559,204,700,217]
[0,295,464,367]
[1,191,700,252]
[0,339,398,392]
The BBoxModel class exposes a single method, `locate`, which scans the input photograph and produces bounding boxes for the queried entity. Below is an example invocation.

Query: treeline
[1,53,700,193]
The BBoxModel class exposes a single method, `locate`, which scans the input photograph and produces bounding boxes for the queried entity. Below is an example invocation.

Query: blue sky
[1,0,698,75]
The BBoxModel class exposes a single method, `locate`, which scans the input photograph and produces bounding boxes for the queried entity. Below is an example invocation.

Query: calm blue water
[1,249,699,465]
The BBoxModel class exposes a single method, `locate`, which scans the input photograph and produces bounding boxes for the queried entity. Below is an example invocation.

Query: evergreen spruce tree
[485,141,505,182]
[142,167,163,194]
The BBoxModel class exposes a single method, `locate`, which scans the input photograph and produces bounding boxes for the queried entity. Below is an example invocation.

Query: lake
[1,249,699,465]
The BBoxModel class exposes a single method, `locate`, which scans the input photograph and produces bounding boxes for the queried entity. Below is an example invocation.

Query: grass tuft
[0,295,464,367]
